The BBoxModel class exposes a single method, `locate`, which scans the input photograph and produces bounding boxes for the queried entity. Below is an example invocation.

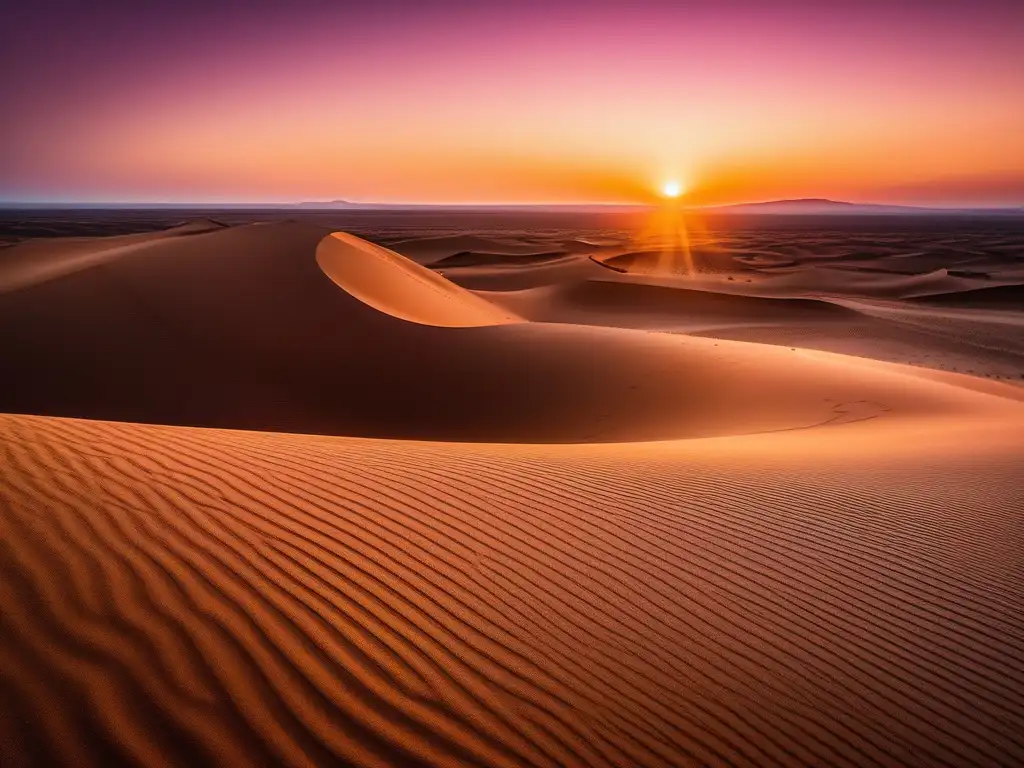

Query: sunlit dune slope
[316,232,520,327]
[0,219,228,294]
[1,409,1022,767]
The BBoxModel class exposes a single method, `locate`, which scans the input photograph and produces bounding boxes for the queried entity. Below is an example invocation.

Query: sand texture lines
[2,412,1023,767]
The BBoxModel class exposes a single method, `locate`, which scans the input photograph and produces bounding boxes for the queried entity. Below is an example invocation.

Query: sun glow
[661,180,684,198]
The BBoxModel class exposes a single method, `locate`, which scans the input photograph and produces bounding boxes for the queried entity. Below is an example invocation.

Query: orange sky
[3,1,1022,206]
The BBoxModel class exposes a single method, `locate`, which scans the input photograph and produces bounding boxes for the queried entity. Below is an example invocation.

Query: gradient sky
[3,0,1023,205]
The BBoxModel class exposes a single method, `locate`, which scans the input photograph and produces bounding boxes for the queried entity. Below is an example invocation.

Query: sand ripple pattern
[1,413,1022,767]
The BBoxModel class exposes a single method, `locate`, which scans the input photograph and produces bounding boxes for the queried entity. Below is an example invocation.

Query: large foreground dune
[2,408,1022,767]
[1,218,1023,766]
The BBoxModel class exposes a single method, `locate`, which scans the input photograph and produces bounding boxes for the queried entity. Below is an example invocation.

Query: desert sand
[1,215,1023,766]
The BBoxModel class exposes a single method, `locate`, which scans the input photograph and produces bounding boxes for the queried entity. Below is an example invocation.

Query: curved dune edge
[1,411,1021,767]
[0,222,1018,444]
[0,220,227,294]
[486,277,857,326]
[316,232,521,327]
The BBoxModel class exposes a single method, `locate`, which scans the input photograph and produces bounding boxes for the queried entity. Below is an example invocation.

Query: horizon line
[1,198,1022,212]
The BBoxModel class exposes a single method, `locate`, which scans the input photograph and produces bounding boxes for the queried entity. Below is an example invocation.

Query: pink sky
[3,0,1022,205]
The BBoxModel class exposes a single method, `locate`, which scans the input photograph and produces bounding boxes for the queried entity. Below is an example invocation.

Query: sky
[2,0,1023,206]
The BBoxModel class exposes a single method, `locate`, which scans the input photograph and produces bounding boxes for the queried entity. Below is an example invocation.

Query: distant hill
[699,198,1024,215]
[701,198,931,215]
[294,199,358,208]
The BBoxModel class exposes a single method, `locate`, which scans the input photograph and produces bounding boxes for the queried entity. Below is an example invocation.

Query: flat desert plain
[1,210,1022,766]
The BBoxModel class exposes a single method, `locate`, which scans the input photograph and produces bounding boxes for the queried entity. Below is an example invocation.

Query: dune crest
[316,232,521,328]
[0,222,1020,442]
[387,234,555,264]
[0,219,227,294]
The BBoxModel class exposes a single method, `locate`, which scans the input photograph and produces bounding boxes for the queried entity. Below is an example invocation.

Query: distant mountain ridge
[704,198,936,214]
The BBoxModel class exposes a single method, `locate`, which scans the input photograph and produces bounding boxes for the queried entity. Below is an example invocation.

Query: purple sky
[3,0,1022,205]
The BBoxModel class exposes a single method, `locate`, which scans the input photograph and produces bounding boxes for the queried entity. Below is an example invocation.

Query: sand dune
[491,278,857,330]
[316,233,520,327]
[744,266,987,300]
[430,251,572,269]
[0,220,227,294]
[2,405,1022,767]
[385,235,558,264]
[438,255,607,292]
[2,217,1023,767]
[454,259,1023,377]
[10,222,1002,442]
[911,283,1024,309]
[595,247,745,275]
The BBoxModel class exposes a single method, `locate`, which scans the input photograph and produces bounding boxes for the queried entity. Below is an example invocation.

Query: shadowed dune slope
[430,251,572,269]
[3,222,1017,442]
[386,235,554,264]
[437,255,607,291]
[488,279,857,329]
[1,411,1022,767]
[911,283,1024,309]
[597,248,746,275]
[747,266,990,300]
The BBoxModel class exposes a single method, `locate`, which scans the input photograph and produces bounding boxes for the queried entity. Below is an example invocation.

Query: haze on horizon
[3,0,1022,207]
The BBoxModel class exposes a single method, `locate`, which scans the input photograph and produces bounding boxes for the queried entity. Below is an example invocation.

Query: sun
[661,180,684,198]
